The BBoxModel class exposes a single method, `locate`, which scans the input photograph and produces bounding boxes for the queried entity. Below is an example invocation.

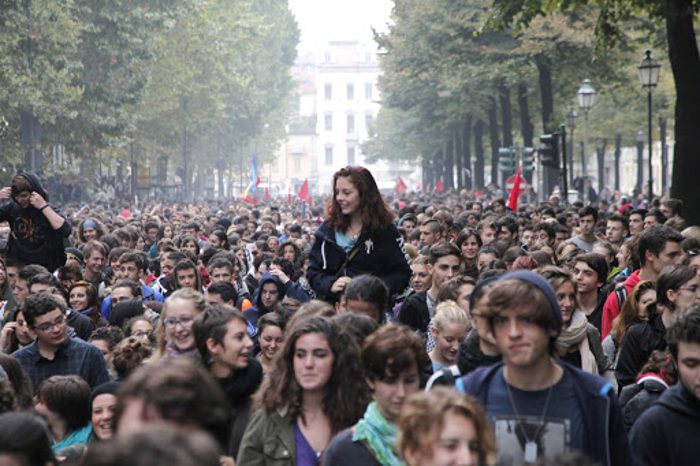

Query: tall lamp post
[637,50,661,203]
[577,79,596,205]
[566,108,578,185]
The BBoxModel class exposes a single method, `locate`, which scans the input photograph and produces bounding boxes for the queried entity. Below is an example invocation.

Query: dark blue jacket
[307,221,411,300]
[456,362,630,466]
[629,382,700,466]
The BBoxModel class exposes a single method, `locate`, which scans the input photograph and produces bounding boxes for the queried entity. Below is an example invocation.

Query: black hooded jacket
[629,382,700,465]
[0,172,71,270]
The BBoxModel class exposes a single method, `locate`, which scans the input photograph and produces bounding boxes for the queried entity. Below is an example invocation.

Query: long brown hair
[613,281,655,345]
[325,166,394,238]
[254,316,370,434]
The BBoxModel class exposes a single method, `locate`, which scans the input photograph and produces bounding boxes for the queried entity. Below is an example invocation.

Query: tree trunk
[659,117,668,196]
[422,156,432,191]
[636,139,644,197]
[444,138,454,190]
[668,0,700,224]
[435,148,443,189]
[182,121,189,202]
[463,116,473,190]
[517,82,535,183]
[596,138,606,194]
[475,118,485,190]
[535,53,556,196]
[614,134,622,192]
[488,95,500,187]
[499,79,513,148]
[455,131,463,190]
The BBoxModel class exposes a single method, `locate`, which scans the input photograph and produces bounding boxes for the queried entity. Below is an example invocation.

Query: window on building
[294,155,301,171]
[347,83,354,100]
[364,51,372,63]
[324,51,331,64]
[324,83,332,100]
[347,147,356,165]
[347,114,355,134]
[365,82,373,100]
[325,146,333,165]
[324,114,333,131]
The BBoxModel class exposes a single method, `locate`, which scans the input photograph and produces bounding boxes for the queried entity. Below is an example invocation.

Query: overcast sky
[288,0,393,51]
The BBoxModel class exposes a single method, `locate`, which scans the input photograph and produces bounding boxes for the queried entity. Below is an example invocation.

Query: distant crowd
[0,167,699,466]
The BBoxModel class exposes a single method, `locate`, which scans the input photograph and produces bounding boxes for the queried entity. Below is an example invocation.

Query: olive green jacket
[238,407,295,466]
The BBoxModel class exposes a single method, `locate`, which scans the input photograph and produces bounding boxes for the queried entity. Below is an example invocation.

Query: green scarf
[352,401,405,466]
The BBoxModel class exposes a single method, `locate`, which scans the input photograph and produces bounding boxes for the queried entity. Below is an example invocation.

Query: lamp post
[637,50,661,203]
[577,79,596,205]
[566,108,578,184]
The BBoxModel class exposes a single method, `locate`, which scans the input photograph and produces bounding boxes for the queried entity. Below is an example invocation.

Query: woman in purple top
[238,316,369,466]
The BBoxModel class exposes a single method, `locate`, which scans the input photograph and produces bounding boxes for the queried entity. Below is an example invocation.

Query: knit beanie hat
[497,270,563,328]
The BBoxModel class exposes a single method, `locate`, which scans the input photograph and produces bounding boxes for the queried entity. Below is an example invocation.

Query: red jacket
[601,269,641,340]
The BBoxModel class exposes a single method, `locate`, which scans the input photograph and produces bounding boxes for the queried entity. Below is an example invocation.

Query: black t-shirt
[486,365,587,465]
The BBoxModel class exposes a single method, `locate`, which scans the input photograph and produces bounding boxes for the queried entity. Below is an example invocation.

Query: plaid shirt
[12,337,110,392]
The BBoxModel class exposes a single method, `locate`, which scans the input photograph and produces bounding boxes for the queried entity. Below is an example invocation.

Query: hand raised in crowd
[330,276,352,294]
[0,187,11,200]
[29,191,48,210]
[268,266,290,285]
[0,320,16,352]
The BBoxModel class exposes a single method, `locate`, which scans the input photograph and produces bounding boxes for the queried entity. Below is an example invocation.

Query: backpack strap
[615,286,628,310]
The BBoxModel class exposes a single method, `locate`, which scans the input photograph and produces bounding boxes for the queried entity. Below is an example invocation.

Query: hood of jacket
[313,220,335,243]
[17,171,48,201]
[655,382,700,418]
[254,272,284,310]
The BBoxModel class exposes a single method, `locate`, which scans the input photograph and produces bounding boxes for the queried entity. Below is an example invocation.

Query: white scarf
[556,310,598,374]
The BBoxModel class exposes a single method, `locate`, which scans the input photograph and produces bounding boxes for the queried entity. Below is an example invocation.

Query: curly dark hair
[254,316,370,434]
[324,166,394,239]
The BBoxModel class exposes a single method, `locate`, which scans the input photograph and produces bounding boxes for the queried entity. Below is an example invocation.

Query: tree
[487,0,700,221]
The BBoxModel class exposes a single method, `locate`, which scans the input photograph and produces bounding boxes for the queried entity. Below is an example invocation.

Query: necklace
[504,371,555,463]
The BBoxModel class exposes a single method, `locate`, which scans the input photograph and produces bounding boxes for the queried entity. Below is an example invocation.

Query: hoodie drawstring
[321,240,327,270]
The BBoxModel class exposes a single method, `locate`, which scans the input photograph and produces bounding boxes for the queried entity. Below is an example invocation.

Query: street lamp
[566,108,578,184]
[577,79,596,204]
[637,49,661,203]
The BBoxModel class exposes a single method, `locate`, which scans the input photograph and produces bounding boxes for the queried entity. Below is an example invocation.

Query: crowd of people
[0,166,699,465]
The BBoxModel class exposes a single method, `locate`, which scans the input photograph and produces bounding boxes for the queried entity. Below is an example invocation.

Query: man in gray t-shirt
[568,206,598,252]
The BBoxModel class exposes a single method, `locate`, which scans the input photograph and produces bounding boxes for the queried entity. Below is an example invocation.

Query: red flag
[507,166,523,211]
[435,177,444,193]
[298,179,310,202]
[395,176,407,194]
[287,193,293,204]
[264,188,270,201]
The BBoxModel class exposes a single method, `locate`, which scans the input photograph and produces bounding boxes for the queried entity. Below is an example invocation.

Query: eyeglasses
[132,330,153,338]
[34,315,67,332]
[163,315,195,329]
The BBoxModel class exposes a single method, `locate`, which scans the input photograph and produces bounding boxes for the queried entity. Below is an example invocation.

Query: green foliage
[367,0,674,176]
[0,0,299,185]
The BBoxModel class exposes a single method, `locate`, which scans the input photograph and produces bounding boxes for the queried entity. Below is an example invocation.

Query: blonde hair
[432,300,469,332]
